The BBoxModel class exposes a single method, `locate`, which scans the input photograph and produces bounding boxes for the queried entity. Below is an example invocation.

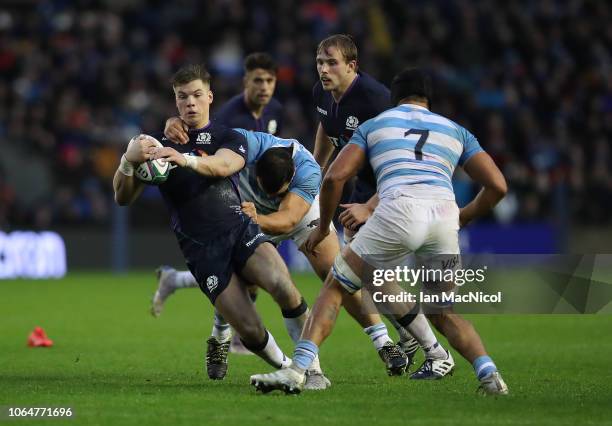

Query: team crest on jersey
[206,275,219,292]
[196,132,212,144]
[267,120,278,134]
[346,116,359,130]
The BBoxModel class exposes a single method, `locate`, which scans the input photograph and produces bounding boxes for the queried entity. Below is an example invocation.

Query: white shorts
[344,196,460,293]
[267,195,335,248]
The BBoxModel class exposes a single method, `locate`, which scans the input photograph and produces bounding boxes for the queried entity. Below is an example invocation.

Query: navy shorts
[177,220,269,304]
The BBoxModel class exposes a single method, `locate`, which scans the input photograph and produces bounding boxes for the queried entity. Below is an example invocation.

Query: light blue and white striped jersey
[348,104,483,201]
[233,129,321,215]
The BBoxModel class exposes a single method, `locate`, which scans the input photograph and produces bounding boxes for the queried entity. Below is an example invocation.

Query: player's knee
[234,320,265,346]
[266,268,300,305]
[331,253,362,294]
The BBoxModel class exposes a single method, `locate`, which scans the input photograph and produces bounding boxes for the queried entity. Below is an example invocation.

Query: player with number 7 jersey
[351,104,483,201]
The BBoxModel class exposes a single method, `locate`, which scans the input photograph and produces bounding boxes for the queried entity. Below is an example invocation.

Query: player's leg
[212,273,290,372]
[249,245,406,394]
[150,266,198,317]
[249,249,353,394]
[300,230,380,326]
[236,225,330,390]
[211,281,257,355]
[178,232,290,381]
[295,204,404,363]
[350,197,453,376]
[411,202,507,394]
[298,229,403,365]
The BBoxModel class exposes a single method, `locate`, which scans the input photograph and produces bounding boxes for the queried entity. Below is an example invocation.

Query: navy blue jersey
[313,72,390,150]
[154,122,248,240]
[214,93,283,135]
[312,72,390,194]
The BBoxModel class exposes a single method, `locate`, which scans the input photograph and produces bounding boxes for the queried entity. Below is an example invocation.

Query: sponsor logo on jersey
[245,232,265,247]
[206,275,218,292]
[196,132,212,144]
[346,115,359,130]
[328,136,340,147]
[267,119,278,134]
[316,106,328,116]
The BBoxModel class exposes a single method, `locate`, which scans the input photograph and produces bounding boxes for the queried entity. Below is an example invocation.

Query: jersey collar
[402,103,430,111]
[188,121,212,132]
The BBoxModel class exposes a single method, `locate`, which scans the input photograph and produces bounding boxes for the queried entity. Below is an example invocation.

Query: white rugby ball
[132,135,170,185]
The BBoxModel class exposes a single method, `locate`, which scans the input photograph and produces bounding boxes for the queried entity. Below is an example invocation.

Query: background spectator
[0,0,609,231]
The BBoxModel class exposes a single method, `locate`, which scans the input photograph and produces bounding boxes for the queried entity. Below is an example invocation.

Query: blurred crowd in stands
[0,0,610,230]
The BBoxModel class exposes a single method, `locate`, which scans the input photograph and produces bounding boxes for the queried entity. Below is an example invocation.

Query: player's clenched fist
[125,134,158,164]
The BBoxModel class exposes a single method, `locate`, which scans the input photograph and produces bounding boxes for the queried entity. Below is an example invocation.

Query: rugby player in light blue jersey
[250,68,509,396]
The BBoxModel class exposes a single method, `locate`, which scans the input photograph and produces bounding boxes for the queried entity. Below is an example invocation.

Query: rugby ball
[133,135,170,185]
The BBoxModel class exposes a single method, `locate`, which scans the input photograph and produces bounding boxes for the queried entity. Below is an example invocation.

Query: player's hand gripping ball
[132,135,170,185]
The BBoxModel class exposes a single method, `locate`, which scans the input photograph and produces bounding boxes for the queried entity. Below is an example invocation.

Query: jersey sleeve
[289,162,321,205]
[219,128,248,161]
[458,127,484,166]
[347,122,369,152]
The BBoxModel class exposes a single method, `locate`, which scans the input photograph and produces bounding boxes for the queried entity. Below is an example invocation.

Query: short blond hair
[316,34,358,64]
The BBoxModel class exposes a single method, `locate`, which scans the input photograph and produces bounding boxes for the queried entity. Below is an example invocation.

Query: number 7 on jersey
[404,129,430,161]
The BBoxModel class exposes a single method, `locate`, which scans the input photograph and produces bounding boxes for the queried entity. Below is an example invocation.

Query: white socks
[364,323,394,350]
[247,330,291,369]
[405,314,447,359]
[175,271,199,288]
[211,311,231,342]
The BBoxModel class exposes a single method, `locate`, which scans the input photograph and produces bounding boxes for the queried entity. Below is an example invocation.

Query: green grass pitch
[2,272,611,425]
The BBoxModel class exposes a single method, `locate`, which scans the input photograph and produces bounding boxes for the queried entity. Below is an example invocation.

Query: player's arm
[153,147,245,177]
[313,123,335,173]
[459,152,507,227]
[244,193,311,235]
[113,135,158,205]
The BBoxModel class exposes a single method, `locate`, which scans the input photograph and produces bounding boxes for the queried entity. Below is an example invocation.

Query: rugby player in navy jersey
[164,52,283,145]
[112,64,330,386]
[310,34,449,370]
[158,53,284,355]
[215,52,283,135]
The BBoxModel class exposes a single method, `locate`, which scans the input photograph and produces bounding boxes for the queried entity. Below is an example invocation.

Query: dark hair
[171,64,211,87]
[317,34,358,64]
[244,52,277,74]
[255,147,294,194]
[390,68,433,107]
